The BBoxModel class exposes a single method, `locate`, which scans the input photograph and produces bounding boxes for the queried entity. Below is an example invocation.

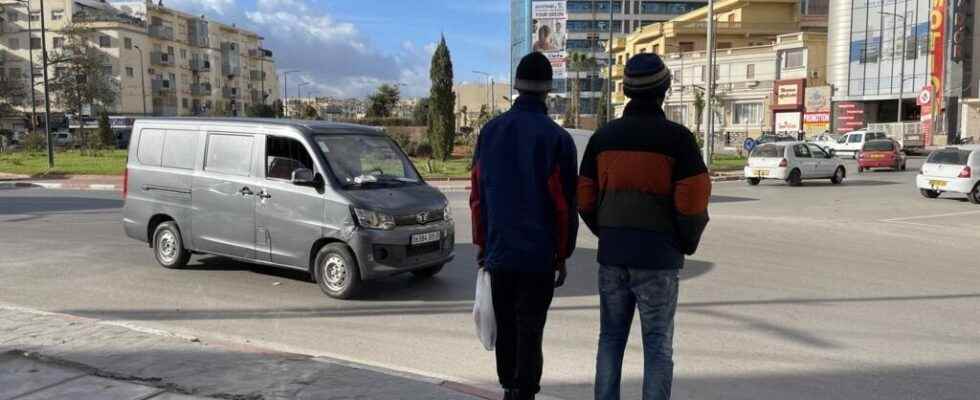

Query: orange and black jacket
[578,98,710,267]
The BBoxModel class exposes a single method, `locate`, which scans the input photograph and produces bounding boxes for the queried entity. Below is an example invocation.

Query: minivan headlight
[443,205,453,222]
[353,208,395,230]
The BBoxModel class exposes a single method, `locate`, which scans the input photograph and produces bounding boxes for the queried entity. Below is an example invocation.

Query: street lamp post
[473,71,493,114]
[38,0,53,168]
[704,0,717,164]
[17,0,38,134]
[279,70,299,118]
[881,11,908,123]
[133,46,147,115]
[296,82,310,118]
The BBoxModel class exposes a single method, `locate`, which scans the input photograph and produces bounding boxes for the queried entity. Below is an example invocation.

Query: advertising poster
[532,1,567,79]
[926,0,946,146]
[775,112,802,134]
[834,102,865,134]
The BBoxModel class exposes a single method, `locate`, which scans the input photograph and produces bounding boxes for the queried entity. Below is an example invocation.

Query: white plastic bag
[473,268,496,351]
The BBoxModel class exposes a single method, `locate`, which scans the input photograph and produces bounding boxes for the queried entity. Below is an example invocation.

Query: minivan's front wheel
[153,221,190,269]
[315,243,361,299]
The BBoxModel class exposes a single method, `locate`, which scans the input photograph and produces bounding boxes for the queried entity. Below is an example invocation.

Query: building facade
[454,82,512,130]
[511,0,709,117]
[609,0,828,140]
[0,0,278,128]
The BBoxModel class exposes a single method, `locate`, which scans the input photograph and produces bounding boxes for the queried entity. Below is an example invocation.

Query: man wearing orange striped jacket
[578,53,711,400]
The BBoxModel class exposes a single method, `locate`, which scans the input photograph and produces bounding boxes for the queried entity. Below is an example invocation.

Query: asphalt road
[2,157,980,400]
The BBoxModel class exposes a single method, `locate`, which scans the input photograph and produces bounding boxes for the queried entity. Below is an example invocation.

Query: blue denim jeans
[595,265,680,400]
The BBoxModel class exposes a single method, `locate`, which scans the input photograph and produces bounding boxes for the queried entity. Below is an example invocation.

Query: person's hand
[554,259,567,288]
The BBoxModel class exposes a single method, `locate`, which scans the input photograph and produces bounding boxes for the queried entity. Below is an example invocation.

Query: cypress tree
[428,36,456,161]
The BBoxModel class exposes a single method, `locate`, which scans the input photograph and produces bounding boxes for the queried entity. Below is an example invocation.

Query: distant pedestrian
[470,52,579,400]
[578,53,711,400]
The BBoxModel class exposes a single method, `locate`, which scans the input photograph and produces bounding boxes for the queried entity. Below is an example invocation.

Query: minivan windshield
[927,149,972,165]
[863,140,895,151]
[750,144,784,158]
[314,134,421,188]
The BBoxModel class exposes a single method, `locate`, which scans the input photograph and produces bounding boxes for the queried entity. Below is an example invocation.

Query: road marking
[881,210,980,223]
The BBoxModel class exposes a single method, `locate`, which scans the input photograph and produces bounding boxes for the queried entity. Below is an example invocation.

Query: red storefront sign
[927,0,946,146]
[833,102,865,134]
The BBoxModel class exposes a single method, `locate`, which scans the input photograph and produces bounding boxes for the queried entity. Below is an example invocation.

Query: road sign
[917,86,933,106]
[743,138,757,152]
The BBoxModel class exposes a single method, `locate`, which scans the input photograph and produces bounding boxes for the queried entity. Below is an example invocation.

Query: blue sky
[166,0,511,98]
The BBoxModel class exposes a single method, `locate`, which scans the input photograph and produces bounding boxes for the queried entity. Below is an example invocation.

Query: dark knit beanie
[514,52,553,93]
[624,53,671,99]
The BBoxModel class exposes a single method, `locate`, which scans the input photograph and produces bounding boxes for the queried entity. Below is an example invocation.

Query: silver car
[122,118,455,299]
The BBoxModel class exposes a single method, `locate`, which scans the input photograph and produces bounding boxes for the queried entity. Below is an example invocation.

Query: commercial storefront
[772,79,806,138]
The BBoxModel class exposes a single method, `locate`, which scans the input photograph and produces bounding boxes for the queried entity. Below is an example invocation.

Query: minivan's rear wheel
[969,185,980,205]
[153,221,190,269]
[747,178,761,186]
[920,189,941,199]
[831,167,845,184]
[787,169,803,187]
[315,243,361,299]
[411,264,444,278]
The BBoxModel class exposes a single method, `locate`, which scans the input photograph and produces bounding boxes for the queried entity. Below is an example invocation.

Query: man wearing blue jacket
[470,52,579,400]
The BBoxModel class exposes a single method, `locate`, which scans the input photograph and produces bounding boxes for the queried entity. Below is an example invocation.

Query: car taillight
[778,158,788,167]
[857,151,865,159]
[959,166,972,178]
[123,167,129,198]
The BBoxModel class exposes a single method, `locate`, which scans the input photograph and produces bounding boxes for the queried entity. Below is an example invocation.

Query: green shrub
[23,132,46,153]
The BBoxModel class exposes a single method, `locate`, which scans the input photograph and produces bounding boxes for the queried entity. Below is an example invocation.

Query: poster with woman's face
[532,19,564,53]
[531,1,567,78]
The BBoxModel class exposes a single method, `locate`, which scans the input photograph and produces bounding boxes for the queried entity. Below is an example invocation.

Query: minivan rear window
[750,144,783,158]
[863,140,894,151]
[927,149,972,165]
[137,129,165,166]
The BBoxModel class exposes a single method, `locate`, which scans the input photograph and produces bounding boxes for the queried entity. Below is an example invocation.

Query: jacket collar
[623,98,666,119]
[512,95,549,114]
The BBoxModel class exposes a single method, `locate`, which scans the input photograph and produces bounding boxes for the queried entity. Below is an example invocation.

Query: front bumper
[744,167,789,180]
[916,175,975,194]
[349,220,456,280]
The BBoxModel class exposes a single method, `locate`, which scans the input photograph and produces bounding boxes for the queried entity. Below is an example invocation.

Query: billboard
[532,1,567,79]
[109,0,148,21]
[775,112,802,134]
[925,0,946,146]
[834,102,865,134]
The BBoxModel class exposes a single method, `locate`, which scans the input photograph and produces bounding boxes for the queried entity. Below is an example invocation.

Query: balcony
[190,58,211,72]
[191,83,212,97]
[222,64,241,77]
[151,52,175,67]
[249,70,266,81]
[609,64,625,79]
[222,87,240,99]
[151,79,176,96]
[149,25,175,41]
[669,21,800,36]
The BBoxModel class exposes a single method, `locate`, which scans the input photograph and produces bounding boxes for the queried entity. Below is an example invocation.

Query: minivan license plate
[411,231,441,245]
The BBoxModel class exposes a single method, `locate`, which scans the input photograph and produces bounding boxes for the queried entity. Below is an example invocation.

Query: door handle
[257,190,272,199]
[239,187,254,196]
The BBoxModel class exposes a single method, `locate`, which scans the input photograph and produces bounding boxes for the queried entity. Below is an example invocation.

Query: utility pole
[280,70,298,118]
[39,0,53,168]
[881,11,907,123]
[134,46,147,115]
[703,0,716,165]
[606,0,613,123]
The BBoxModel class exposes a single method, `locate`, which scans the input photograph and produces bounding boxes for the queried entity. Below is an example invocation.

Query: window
[126,67,134,77]
[180,49,187,59]
[751,144,784,158]
[99,36,111,48]
[181,98,189,109]
[6,11,18,22]
[794,144,812,158]
[51,10,64,20]
[124,37,132,50]
[679,41,694,52]
[807,144,829,158]
[927,150,972,165]
[137,130,165,166]
[206,134,254,176]
[102,66,113,76]
[717,42,732,49]
[53,37,64,48]
[162,131,198,169]
[8,38,19,50]
[848,134,863,143]
[733,103,761,124]
[784,49,804,69]
[862,140,894,151]
[266,136,314,180]
[8,68,22,79]
[667,105,686,124]
[29,12,40,22]
[315,135,419,186]
[30,37,41,50]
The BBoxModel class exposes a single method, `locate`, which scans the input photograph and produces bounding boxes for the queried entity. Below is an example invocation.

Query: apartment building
[0,0,278,126]
[609,0,829,139]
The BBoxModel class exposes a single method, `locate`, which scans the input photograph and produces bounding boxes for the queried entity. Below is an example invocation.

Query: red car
[857,139,906,172]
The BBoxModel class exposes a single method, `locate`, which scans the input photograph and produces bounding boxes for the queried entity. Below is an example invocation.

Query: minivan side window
[162,131,198,170]
[137,129,165,167]
[266,136,314,180]
[838,135,848,144]
[205,134,254,176]
[849,134,863,143]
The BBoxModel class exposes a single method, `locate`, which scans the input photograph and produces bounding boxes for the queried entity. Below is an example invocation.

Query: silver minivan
[122,118,455,299]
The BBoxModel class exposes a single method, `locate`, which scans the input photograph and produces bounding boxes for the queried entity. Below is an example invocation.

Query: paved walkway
[0,306,488,400]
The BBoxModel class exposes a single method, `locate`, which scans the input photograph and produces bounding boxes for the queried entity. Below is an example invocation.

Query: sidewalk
[0,306,490,400]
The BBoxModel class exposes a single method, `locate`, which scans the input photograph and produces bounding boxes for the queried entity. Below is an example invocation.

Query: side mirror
[828,149,836,158]
[291,168,315,185]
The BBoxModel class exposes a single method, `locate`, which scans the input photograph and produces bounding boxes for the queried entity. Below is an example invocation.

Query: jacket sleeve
[469,134,486,265]
[547,133,579,261]
[577,135,599,235]
[672,130,712,255]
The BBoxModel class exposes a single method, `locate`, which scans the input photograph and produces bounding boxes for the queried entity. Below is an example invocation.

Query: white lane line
[881,210,980,223]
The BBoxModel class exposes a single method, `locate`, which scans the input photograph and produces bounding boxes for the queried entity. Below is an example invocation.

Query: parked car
[827,130,887,158]
[50,131,74,147]
[810,133,841,149]
[757,134,796,144]
[122,119,455,299]
[857,139,906,172]
[916,146,980,204]
[745,142,847,186]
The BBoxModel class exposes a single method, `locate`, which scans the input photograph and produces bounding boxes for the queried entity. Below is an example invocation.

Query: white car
[827,130,887,159]
[810,133,841,149]
[745,142,847,186]
[916,146,980,204]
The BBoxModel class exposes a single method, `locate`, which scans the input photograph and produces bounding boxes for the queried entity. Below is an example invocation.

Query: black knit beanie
[624,53,671,99]
[514,52,553,93]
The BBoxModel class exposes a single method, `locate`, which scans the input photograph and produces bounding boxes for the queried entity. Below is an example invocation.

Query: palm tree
[567,52,595,129]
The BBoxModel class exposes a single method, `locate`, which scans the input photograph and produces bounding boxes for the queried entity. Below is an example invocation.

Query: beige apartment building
[609,0,830,140]
[0,0,278,127]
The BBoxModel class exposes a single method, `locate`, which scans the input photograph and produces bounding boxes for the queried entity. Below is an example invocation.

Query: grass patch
[411,156,472,179]
[0,150,128,177]
[711,154,747,172]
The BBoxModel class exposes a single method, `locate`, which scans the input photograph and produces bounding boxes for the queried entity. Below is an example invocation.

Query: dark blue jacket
[469,96,579,272]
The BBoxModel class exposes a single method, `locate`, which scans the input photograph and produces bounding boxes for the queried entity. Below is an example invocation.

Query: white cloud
[166,0,233,15]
